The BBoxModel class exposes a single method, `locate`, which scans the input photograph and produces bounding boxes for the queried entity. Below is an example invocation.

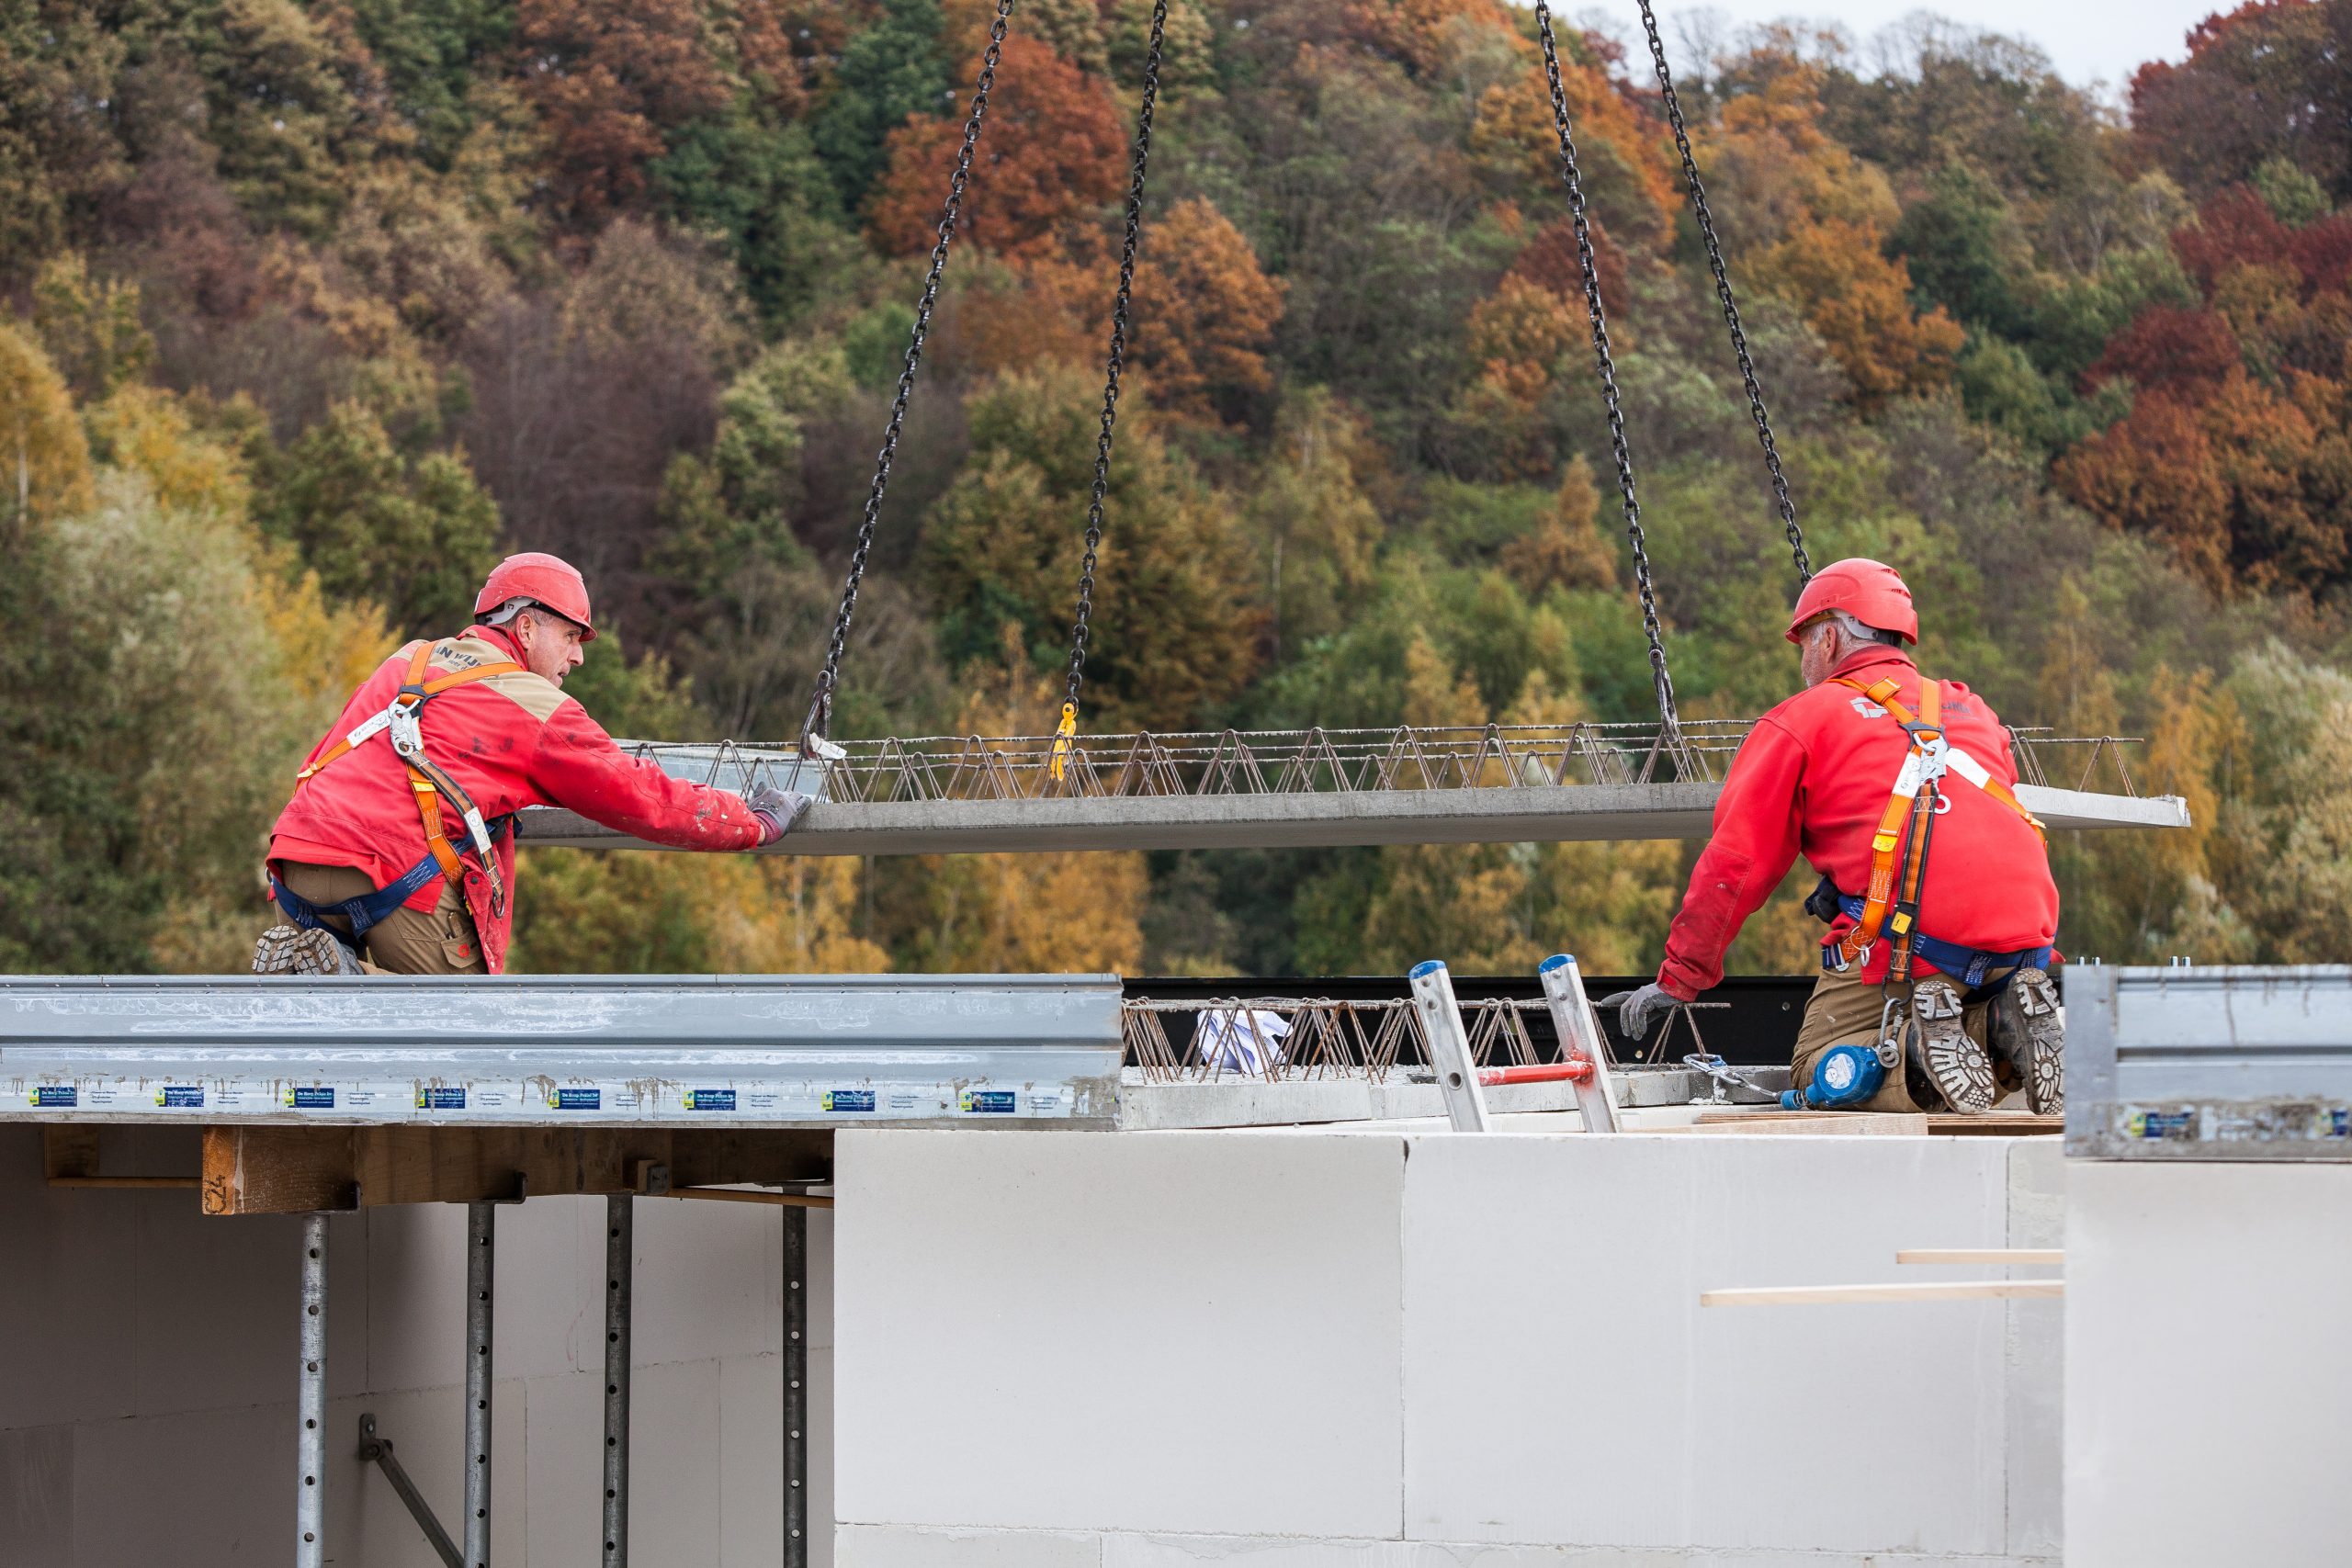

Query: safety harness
[1824,673,2050,990]
[269,641,520,946]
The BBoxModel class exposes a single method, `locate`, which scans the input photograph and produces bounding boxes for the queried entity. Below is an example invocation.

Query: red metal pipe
[1476,1059,1593,1087]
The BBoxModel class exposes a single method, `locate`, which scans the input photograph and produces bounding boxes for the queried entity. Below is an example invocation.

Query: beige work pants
[1789,964,2004,1113]
[275,861,488,976]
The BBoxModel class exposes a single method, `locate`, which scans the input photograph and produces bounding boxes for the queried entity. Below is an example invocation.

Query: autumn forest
[2,0,2349,977]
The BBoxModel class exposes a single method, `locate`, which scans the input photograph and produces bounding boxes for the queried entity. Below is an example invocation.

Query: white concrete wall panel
[2066,1160,2352,1568]
[834,1129,1408,1540]
[2000,1141,2064,1559]
[0,1127,833,1568]
[1400,1134,2024,1557]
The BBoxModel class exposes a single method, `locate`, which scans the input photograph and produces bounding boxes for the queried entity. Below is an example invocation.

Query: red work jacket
[1656,644,2059,998]
[269,626,763,973]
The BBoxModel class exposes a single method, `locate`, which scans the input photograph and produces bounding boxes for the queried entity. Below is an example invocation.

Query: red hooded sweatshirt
[1656,643,2059,998]
[269,626,763,973]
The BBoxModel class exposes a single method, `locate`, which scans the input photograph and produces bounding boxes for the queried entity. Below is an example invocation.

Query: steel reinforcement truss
[1123,993,1725,1084]
[578,720,2146,804]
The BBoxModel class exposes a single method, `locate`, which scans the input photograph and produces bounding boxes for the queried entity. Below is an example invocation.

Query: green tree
[919,366,1260,729]
[345,0,515,163]
[254,401,502,633]
[812,0,950,210]
[654,111,860,324]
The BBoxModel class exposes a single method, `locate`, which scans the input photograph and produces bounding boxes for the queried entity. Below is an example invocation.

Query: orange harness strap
[1832,674,2045,966]
[291,641,526,914]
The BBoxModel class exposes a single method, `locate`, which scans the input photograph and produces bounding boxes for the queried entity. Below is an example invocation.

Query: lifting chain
[1632,0,1810,586]
[803,0,1019,750]
[1056,0,1169,781]
[1532,0,1691,774]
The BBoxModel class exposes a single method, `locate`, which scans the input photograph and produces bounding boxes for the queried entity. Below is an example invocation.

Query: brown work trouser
[1790,964,2003,1113]
[275,861,488,976]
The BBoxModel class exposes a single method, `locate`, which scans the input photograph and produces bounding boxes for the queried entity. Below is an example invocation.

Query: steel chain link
[1064,0,1170,719]
[1633,0,1810,586]
[1533,0,1690,774]
[803,0,1019,748]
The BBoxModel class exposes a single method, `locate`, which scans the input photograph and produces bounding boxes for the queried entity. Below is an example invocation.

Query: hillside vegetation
[3,0,2349,976]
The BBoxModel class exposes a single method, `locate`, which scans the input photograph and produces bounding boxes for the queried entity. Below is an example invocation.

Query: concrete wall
[833,1127,2064,1568]
[2066,1160,2352,1568]
[0,1125,831,1568]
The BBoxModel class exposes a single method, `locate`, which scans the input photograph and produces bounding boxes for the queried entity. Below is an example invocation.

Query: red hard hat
[475,552,595,641]
[1785,558,1917,645]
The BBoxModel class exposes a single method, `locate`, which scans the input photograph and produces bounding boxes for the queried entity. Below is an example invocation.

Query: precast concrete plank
[517,780,2188,856]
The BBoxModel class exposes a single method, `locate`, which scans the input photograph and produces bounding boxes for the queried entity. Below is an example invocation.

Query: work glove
[1597,981,1685,1043]
[746,784,812,846]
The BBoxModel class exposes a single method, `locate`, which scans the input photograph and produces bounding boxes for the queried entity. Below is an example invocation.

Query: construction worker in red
[1602,558,2064,1114]
[253,552,809,976]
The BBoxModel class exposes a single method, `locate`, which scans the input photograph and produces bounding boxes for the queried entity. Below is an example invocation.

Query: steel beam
[298,1213,328,1568]
[603,1196,632,1568]
[516,781,2189,857]
[465,1201,494,1568]
[0,974,1121,1129]
[783,1204,809,1568]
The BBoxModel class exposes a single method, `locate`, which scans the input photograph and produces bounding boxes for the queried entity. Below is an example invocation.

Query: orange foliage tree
[2056,181,2352,594]
[516,0,730,224]
[865,35,1128,261]
[1130,197,1288,423]
[1698,54,1963,407]
[1758,218,1964,407]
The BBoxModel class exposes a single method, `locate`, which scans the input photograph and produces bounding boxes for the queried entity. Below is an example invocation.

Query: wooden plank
[1897,1248,2064,1266]
[1702,1280,2065,1307]
[202,1127,359,1216]
[346,1127,832,1209]
[1683,1112,1930,1136]
[1924,1113,2063,1136]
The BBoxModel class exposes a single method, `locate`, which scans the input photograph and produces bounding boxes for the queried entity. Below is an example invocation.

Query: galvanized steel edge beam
[0,974,1122,1128]
[2065,964,2352,1161]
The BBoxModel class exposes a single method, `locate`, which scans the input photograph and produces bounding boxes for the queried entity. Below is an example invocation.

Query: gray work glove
[746,784,812,845]
[1598,981,1684,1043]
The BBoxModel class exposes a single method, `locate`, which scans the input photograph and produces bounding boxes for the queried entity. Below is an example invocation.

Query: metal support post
[298,1213,329,1568]
[603,1195,633,1568]
[465,1201,495,1568]
[1540,953,1622,1134]
[1408,960,1491,1132]
[783,1203,809,1568]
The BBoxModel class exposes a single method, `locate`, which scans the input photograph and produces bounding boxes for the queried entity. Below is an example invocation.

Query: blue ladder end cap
[1408,960,1445,980]
[1539,953,1573,973]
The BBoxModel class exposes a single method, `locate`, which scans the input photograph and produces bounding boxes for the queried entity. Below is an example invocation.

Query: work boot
[1990,966,2064,1114]
[1908,975,1994,1113]
[252,924,362,976]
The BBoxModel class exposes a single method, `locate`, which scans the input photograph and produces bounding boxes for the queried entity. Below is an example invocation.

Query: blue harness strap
[1826,893,2052,990]
[269,853,444,951]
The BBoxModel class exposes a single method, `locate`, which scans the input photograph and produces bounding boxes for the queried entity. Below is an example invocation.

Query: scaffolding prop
[334,1192,816,1568]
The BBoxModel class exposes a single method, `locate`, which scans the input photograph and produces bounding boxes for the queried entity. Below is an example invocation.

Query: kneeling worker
[253,552,808,976]
[1606,558,2064,1113]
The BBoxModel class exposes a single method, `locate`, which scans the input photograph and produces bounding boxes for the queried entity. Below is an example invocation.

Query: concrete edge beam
[519,783,2188,856]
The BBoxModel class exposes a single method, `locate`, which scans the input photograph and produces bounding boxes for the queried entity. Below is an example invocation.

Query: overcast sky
[1580,1,2225,97]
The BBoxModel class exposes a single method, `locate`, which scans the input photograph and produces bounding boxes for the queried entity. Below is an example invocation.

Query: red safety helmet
[1784,557,1917,645]
[474,552,596,641]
